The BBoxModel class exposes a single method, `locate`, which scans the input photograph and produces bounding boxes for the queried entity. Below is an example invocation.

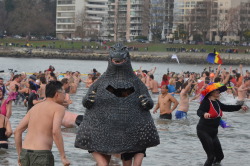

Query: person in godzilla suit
[75,43,160,166]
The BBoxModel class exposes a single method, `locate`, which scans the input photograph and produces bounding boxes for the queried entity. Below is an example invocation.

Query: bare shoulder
[168,94,176,100]
[167,94,173,98]
[53,102,65,111]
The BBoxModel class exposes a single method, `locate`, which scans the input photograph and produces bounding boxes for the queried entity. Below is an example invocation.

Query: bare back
[23,101,65,150]
[9,80,20,92]
[150,80,159,93]
[238,84,248,101]
[178,89,189,112]
[39,84,46,98]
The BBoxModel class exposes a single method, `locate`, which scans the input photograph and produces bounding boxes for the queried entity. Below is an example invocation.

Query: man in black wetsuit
[197,83,248,166]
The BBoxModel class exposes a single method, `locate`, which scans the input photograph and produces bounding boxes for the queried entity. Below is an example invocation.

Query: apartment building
[56,0,108,39]
[56,0,82,39]
[149,0,174,41]
[107,0,150,42]
[78,0,108,39]
[173,0,243,42]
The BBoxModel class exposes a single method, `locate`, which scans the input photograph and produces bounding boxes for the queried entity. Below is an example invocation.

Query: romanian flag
[207,50,222,64]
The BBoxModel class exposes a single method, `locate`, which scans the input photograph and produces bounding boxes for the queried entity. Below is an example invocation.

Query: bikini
[0,91,18,116]
[0,117,8,149]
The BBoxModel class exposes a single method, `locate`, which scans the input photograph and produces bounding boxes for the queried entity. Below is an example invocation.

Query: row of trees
[0,0,56,37]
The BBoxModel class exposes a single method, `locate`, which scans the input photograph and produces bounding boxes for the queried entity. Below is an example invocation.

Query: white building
[56,0,108,39]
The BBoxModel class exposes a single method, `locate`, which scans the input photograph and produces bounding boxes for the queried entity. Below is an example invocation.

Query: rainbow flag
[207,51,222,64]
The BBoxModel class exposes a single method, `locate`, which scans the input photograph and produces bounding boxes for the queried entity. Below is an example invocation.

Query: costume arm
[82,86,97,109]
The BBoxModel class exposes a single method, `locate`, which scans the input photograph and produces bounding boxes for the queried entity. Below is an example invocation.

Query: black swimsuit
[0,117,8,149]
[196,99,241,166]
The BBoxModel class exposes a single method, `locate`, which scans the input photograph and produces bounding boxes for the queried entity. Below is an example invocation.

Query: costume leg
[133,153,145,166]
[92,152,111,166]
[213,136,224,163]
[197,130,215,166]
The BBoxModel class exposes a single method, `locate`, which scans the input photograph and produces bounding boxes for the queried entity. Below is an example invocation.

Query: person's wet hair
[61,78,68,85]
[12,74,20,81]
[214,77,221,83]
[40,77,47,84]
[205,71,210,77]
[50,72,55,77]
[142,70,148,74]
[46,81,63,98]
[182,81,189,89]
[150,74,154,80]
[50,75,57,81]
[161,85,168,90]
[244,77,250,82]
[162,74,168,81]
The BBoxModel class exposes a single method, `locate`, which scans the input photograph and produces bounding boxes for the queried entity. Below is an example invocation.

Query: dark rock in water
[75,43,160,154]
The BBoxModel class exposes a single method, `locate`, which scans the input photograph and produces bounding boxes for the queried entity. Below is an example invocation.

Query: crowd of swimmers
[0,63,249,166]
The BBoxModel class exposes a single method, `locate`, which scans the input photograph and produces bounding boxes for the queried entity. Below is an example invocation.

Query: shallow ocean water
[0,57,250,166]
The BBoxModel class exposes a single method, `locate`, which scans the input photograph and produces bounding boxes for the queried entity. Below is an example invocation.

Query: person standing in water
[14,81,70,166]
[197,83,248,166]
[153,85,179,120]
[175,78,193,119]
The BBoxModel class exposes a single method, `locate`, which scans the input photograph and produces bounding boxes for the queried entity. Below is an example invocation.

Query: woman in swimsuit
[0,88,12,119]
[0,114,12,149]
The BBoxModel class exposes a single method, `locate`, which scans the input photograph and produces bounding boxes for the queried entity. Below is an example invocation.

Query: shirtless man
[145,67,156,88]
[61,78,72,108]
[149,75,159,94]
[14,81,70,166]
[175,78,193,119]
[83,73,93,88]
[153,85,179,120]
[237,77,250,105]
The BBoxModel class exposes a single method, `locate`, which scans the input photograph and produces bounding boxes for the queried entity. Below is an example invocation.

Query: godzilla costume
[75,43,160,154]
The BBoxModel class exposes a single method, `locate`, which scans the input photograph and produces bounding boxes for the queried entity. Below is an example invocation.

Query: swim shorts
[20,149,54,166]
[0,143,8,149]
[75,115,83,126]
[159,113,172,120]
[175,110,187,119]
[121,149,146,161]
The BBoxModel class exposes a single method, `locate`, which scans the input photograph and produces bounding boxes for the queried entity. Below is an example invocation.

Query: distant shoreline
[0,47,249,65]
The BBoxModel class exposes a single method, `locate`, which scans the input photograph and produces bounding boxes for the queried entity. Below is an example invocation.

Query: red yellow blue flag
[207,50,222,64]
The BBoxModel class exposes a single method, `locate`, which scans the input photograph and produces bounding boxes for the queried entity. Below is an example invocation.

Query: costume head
[109,43,130,66]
